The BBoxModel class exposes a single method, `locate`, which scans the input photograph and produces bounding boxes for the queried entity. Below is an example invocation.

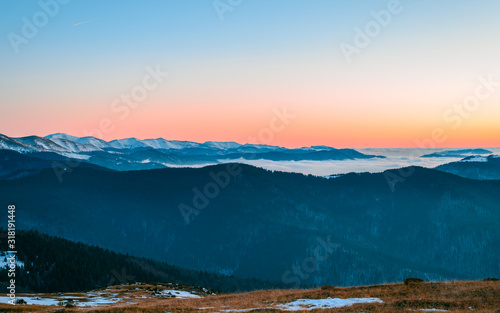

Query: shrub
[321,284,335,290]
[404,278,424,285]
[483,278,499,281]
[58,299,75,308]
[15,298,27,305]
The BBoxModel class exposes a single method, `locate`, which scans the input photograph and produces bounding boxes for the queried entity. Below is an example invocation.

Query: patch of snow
[0,293,121,307]
[75,296,121,307]
[59,296,86,299]
[0,296,59,306]
[276,298,383,311]
[417,309,448,312]
[161,290,201,298]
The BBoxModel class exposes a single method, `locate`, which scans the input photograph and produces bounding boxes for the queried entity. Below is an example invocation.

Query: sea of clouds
[217,148,500,176]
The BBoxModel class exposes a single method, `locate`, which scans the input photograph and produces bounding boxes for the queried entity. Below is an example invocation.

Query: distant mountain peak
[45,133,82,141]
[421,148,493,158]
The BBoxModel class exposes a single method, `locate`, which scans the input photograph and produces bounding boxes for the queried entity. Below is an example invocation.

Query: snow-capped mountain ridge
[0,134,38,153]
[0,133,384,171]
[42,133,296,153]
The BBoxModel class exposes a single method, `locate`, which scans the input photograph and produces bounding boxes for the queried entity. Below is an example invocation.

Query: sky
[1,0,500,148]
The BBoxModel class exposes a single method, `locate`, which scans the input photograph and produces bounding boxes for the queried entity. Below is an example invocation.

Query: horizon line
[2,132,500,150]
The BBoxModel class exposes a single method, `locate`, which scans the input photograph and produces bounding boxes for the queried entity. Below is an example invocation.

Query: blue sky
[1,0,500,147]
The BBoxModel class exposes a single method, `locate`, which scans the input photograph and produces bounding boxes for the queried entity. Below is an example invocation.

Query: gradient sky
[1,0,500,148]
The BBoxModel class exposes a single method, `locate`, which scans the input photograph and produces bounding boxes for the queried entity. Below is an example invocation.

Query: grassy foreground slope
[1,280,499,312]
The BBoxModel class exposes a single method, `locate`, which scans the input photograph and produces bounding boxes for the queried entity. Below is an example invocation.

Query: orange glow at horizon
[4,98,499,148]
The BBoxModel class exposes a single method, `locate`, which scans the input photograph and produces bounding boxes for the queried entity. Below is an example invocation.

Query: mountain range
[0,133,383,173]
[1,133,499,289]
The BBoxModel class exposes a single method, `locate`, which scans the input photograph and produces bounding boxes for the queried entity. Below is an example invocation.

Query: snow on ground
[0,295,121,307]
[222,309,263,312]
[0,284,383,311]
[75,296,121,307]
[161,290,202,298]
[459,156,488,162]
[0,286,202,307]
[220,297,384,311]
[0,296,59,306]
[275,297,383,311]
[416,309,448,312]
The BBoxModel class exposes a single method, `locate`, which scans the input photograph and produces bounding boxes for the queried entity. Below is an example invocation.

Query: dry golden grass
[1,280,499,312]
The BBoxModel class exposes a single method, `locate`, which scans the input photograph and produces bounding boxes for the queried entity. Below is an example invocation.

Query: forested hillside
[1,164,499,287]
[0,229,285,293]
